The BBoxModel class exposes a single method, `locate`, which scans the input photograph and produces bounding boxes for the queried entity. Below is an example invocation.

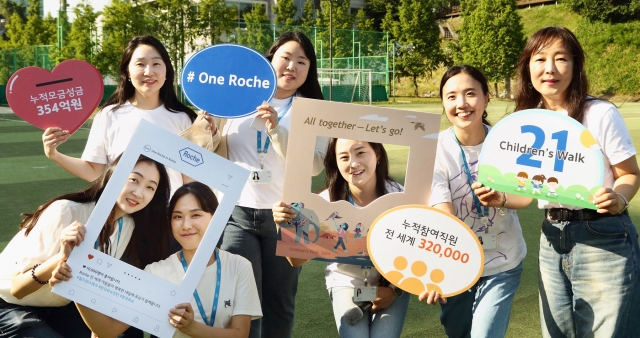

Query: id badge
[353,286,377,302]
[250,170,272,184]
[478,233,497,250]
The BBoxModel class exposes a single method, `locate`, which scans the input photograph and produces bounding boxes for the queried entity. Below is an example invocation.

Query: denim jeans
[220,205,301,338]
[539,213,640,338]
[329,286,410,338]
[0,300,90,338]
[440,261,523,338]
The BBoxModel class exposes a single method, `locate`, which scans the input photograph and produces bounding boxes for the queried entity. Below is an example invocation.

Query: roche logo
[179,148,204,167]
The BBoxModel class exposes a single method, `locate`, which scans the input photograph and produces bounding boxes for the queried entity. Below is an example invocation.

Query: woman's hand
[273,201,295,224]
[169,303,196,335]
[472,182,505,208]
[418,290,447,306]
[59,222,86,260]
[371,286,397,311]
[593,187,626,214]
[256,103,278,131]
[200,112,218,136]
[42,127,70,159]
[49,261,72,287]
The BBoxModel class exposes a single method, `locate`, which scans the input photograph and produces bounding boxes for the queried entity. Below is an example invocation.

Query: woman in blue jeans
[512,26,640,337]
[204,31,326,338]
[273,139,410,338]
[422,65,532,337]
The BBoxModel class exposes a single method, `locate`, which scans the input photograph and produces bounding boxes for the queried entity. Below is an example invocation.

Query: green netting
[0,45,54,84]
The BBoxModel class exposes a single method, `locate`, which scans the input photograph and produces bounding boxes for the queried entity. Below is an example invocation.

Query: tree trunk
[413,75,419,98]
[505,77,511,99]
[494,82,499,98]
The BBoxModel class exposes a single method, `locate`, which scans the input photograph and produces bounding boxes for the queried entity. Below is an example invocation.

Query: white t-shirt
[322,181,403,289]
[224,97,327,209]
[538,100,636,209]
[0,201,134,306]
[429,126,526,277]
[81,102,193,195]
[144,250,262,337]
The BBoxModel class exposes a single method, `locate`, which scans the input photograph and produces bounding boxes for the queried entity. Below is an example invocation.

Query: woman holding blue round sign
[42,35,197,195]
[200,31,326,338]
[509,26,640,337]
[420,65,534,338]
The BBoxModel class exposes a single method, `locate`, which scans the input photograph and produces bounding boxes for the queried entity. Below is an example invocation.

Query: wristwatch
[389,284,404,297]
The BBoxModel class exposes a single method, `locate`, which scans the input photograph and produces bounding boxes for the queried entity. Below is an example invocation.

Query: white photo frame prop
[52,120,249,338]
[276,98,441,265]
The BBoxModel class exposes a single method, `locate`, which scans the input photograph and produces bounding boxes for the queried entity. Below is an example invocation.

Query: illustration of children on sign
[546,177,559,197]
[516,171,528,191]
[280,202,321,244]
[531,174,546,195]
[353,223,363,240]
[326,211,349,253]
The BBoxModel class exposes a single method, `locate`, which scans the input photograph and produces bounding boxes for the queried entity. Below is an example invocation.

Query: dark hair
[548,177,558,184]
[515,26,592,123]
[265,31,324,100]
[19,155,171,269]
[323,139,400,202]
[169,182,219,218]
[439,65,491,126]
[100,35,196,122]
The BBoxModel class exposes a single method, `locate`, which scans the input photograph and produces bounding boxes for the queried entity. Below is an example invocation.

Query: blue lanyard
[450,127,490,218]
[256,95,295,168]
[179,249,221,327]
[95,217,123,257]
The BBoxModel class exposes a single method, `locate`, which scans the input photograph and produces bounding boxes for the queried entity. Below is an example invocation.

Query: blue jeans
[329,286,410,338]
[539,214,640,338]
[440,261,523,338]
[0,300,90,338]
[220,205,301,338]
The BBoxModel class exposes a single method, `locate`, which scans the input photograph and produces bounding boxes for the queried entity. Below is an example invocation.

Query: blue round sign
[181,44,277,118]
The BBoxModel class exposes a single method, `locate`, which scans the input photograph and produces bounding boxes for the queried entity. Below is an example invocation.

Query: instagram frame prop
[53,120,249,338]
[276,98,441,265]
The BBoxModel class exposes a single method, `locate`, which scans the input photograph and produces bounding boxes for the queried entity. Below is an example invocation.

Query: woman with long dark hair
[0,155,171,337]
[273,138,409,338]
[42,35,196,194]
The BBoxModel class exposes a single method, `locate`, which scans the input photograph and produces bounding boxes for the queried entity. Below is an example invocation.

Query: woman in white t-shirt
[273,139,410,338]
[421,65,533,338]
[0,155,171,338]
[42,35,196,194]
[507,26,640,338]
[200,31,326,338]
[55,182,262,338]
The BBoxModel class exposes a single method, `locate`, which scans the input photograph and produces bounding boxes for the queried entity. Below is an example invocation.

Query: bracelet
[500,192,508,208]
[31,264,49,285]
[616,192,630,214]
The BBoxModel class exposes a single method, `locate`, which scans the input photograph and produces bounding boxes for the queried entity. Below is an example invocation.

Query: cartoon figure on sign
[546,177,559,197]
[531,174,546,195]
[327,211,349,253]
[516,172,528,191]
[280,202,321,244]
[353,223,363,240]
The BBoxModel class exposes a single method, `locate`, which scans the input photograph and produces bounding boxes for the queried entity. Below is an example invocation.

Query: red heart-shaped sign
[88,254,94,260]
[6,59,103,134]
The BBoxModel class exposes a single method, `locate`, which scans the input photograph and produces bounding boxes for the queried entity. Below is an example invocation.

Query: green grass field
[2,101,639,337]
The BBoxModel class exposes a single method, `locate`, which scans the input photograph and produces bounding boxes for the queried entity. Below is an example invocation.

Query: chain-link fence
[0,45,54,85]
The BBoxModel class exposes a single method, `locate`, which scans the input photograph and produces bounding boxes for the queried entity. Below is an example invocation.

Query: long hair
[439,65,491,126]
[265,31,324,100]
[323,139,399,202]
[514,26,592,123]
[169,182,219,218]
[19,155,171,269]
[100,35,196,122]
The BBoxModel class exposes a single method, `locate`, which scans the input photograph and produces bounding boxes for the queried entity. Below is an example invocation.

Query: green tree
[456,0,525,97]
[197,0,237,45]
[59,1,98,63]
[365,0,399,31]
[0,0,27,40]
[98,0,153,77]
[300,0,316,27]
[384,0,444,97]
[316,0,353,58]
[21,0,56,46]
[274,0,299,26]
[3,11,26,47]
[565,0,640,23]
[239,4,272,54]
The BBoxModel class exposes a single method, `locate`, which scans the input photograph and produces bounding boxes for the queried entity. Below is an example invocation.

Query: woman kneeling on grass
[52,182,262,338]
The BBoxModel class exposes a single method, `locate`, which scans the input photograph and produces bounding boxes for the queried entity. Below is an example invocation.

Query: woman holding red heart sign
[42,35,196,196]
[0,155,172,338]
